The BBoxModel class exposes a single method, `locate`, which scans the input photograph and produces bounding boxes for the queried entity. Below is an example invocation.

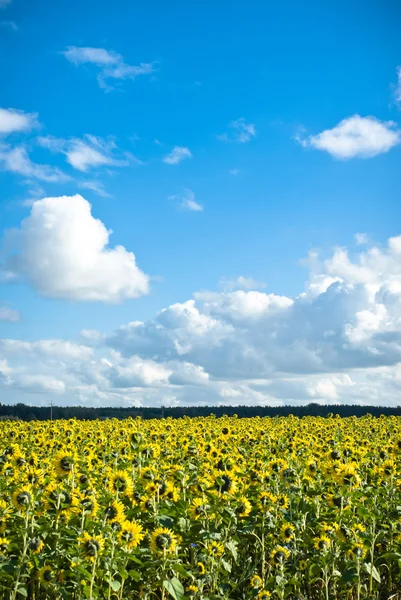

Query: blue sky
[0,0,401,406]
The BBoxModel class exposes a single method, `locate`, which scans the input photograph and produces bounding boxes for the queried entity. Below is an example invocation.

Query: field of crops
[0,415,401,599]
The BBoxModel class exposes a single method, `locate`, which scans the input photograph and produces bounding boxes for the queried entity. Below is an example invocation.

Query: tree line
[0,402,401,421]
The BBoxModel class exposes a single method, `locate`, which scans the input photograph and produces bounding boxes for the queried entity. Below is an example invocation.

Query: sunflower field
[0,415,401,599]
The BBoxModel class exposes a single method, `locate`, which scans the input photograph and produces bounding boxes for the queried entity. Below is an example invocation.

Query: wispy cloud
[78,180,111,198]
[163,146,192,165]
[354,233,369,245]
[297,115,400,159]
[38,134,129,172]
[218,118,256,143]
[169,189,203,212]
[0,145,69,182]
[394,66,401,108]
[62,46,154,90]
[229,168,239,176]
[0,20,17,30]
[0,306,20,322]
[219,275,266,292]
[0,0,12,8]
[0,108,38,135]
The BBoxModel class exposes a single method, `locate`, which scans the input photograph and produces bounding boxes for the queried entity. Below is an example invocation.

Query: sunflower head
[120,520,145,549]
[38,565,54,586]
[150,527,177,554]
[250,574,263,589]
[79,532,105,562]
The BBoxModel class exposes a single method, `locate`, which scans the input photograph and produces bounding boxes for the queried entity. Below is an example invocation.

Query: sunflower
[150,527,177,554]
[197,561,206,575]
[104,499,125,524]
[259,491,276,512]
[280,523,295,542]
[257,591,271,599]
[0,537,9,555]
[236,496,252,518]
[186,585,198,596]
[79,532,105,562]
[206,540,224,557]
[108,470,132,496]
[250,574,263,589]
[29,536,44,554]
[120,520,145,549]
[313,535,331,552]
[270,545,290,564]
[54,452,75,477]
[347,542,366,560]
[38,565,54,587]
[335,464,361,488]
[189,497,205,520]
[12,485,33,510]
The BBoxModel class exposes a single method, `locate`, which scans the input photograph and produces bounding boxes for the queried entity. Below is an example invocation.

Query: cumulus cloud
[0,145,69,182]
[38,134,128,172]
[0,108,37,134]
[0,306,20,322]
[218,118,256,143]
[63,46,154,90]
[3,235,401,406]
[298,115,400,159]
[163,146,192,165]
[0,194,150,302]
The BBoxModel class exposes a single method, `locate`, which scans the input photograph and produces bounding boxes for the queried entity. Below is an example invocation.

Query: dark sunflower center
[17,491,31,505]
[155,533,172,550]
[60,457,73,471]
[85,540,100,556]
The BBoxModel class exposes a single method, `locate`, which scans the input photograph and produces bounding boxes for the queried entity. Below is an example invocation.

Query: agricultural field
[0,415,401,599]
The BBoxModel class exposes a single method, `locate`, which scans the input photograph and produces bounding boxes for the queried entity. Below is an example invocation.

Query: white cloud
[298,115,400,159]
[4,235,401,406]
[0,306,20,322]
[15,374,66,394]
[0,108,37,135]
[63,46,154,90]
[0,145,69,182]
[78,180,111,198]
[354,232,369,245]
[0,0,12,8]
[0,339,93,361]
[219,275,266,292]
[218,118,256,143]
[38,134,128,172]
[163,146,192,165]
[229,169,239,176]
[170,189,203,212]
[1,194,150,302]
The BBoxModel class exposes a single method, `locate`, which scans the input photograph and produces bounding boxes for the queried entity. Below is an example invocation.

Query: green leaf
[109,580,121,591]
[17,588,28,598]
[128,570,142,582]
[340,568,358,583]
[221,559,231,573]
[172,563,193,578]
[363,562,380,583]
[225,540,238,563]
[163,577,185,600]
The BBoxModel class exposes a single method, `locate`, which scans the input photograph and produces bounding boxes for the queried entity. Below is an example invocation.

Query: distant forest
[0,402,401,421]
